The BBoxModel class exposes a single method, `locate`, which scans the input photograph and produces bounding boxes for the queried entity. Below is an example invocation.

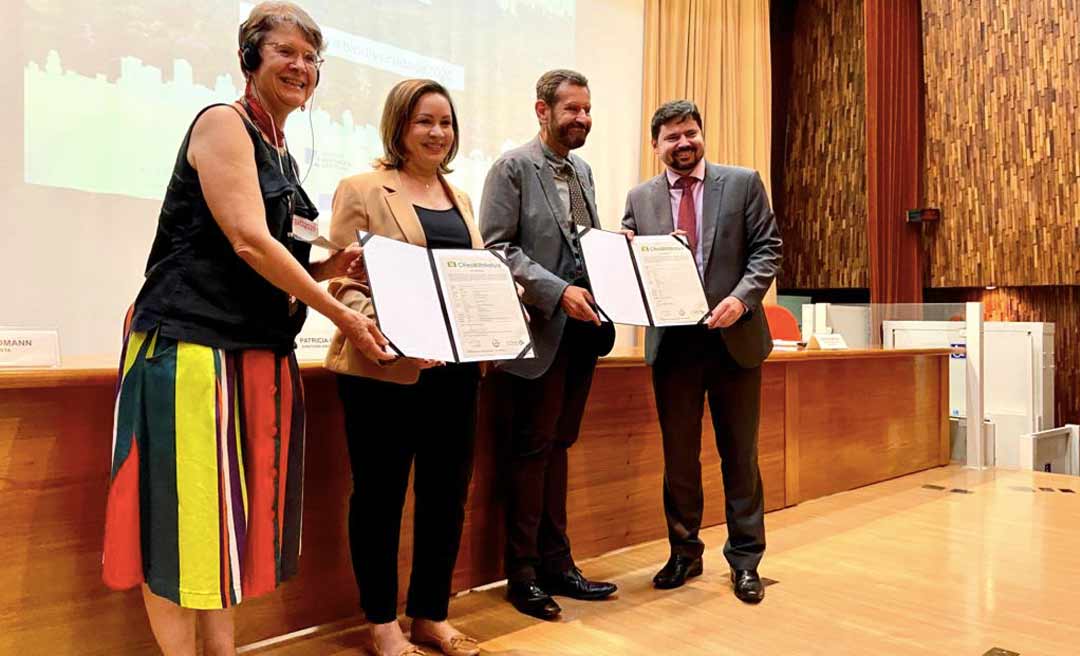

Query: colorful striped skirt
[102,328,306,610]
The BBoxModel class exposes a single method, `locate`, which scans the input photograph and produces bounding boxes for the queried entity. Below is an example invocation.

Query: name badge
[291,215,319,243]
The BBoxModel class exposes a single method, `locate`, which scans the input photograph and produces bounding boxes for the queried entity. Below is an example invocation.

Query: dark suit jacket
[480,136,615,379]
[621,163,782,368]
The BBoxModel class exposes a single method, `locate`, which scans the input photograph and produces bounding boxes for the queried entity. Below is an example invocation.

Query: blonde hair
[376,79,460,174]
[238,1,325,59]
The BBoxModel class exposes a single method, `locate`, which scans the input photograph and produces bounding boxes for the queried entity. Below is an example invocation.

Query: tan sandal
[412,628,480,656]
[373,642,426,656]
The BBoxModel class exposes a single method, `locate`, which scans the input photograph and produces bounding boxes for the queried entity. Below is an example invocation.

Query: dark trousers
[336,364,479,623]
[652,325,766,571]
[499,319,601,583]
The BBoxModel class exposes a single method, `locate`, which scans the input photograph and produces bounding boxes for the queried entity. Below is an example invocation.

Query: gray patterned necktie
[561,163,592,228]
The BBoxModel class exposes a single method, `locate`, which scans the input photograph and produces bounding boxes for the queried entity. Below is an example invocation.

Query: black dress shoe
[539,567,617,600]
[507,580,561,620]
[730,569,765,604]
[652,555,703,589]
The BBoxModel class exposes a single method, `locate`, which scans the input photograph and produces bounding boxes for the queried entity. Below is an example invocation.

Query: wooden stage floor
[246,466,1080,656]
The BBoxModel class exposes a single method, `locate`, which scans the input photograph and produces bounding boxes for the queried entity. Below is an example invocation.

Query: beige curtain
[640,0,775,304]
[640,0,773,196]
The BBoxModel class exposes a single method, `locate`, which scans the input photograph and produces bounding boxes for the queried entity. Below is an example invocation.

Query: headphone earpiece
[240,43,261,75]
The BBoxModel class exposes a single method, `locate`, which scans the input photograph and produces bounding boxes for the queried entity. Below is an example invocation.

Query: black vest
[130,104,317,352]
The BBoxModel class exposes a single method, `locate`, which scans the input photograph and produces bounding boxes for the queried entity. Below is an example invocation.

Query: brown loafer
[411,627,480,656]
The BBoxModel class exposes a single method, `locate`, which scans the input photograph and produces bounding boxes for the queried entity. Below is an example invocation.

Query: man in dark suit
[479,69,617,620]
[622,100,782,604]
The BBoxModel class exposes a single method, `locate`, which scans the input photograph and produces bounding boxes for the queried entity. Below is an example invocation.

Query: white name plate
[296,334,333,362]
[0,330,61,368]
[807,333,848,350]
[295,315,336,363]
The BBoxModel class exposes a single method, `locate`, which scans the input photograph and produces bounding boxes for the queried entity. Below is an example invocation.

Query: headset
[240,42,321,88]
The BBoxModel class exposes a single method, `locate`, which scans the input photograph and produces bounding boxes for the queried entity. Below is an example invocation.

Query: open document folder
[577,226,710,327]
[357,231,535,363]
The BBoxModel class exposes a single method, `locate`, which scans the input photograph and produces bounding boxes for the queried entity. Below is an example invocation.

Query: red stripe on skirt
[239,350,280,598]
[102,437,143,591]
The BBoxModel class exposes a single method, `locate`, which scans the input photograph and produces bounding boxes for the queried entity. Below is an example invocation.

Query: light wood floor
[246,467,1080,656]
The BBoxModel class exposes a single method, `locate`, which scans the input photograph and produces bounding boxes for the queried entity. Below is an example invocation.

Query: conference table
[0,346,950,654]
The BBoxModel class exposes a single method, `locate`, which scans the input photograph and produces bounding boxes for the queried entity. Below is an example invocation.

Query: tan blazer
[324,168,484,384]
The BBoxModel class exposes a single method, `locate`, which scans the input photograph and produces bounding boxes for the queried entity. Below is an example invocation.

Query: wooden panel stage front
[0,348,949,654]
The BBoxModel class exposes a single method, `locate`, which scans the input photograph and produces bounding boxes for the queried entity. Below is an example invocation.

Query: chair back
[764,303,801,341]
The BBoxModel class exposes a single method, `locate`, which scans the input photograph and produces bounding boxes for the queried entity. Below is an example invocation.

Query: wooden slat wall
[926,286,1080,426]
[920,0,1080,427]
[922,0,1080,287]
[775,0,868,290]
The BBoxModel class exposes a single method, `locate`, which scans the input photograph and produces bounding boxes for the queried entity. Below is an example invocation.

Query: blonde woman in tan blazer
[324,79,482,656]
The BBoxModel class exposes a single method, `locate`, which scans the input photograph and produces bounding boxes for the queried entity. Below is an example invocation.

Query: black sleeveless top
[414,205,471,249]
[130,104,318,352]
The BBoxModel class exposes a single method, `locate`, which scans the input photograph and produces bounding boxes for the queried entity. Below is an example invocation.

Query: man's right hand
[560,285,601,325]
[339,310,396,362]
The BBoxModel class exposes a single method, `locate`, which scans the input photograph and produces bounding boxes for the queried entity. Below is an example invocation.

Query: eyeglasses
[264,41,324,70]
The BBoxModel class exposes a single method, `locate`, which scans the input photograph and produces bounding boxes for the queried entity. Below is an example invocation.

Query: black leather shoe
[652,555,703,589]
[731,569,765,604]
[539,567,617,600]
[507,580,561,620]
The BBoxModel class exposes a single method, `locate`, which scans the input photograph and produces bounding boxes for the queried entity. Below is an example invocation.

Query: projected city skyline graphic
[22,0,575,216]
[24,51,520,217]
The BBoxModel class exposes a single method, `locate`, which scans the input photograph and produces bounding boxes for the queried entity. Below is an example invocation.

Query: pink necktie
[673,176,698,253]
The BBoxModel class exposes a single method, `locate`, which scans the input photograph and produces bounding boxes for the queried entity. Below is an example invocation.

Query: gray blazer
[622,163,782,369]
[480,136,613,379]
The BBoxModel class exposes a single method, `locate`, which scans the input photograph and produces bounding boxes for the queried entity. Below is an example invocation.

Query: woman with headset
[101,3,391,654]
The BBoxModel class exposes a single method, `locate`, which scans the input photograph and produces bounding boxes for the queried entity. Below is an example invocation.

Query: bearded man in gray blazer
[622,100,782,604]
[479,69,617,620]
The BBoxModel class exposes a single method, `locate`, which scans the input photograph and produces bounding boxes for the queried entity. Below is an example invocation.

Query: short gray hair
[238,1,325,54]
[536,69,589,107]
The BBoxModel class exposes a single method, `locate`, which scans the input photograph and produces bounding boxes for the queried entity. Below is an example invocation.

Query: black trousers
[336,363,479,624]
[499,319,602,583]
[651,325,766,571]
